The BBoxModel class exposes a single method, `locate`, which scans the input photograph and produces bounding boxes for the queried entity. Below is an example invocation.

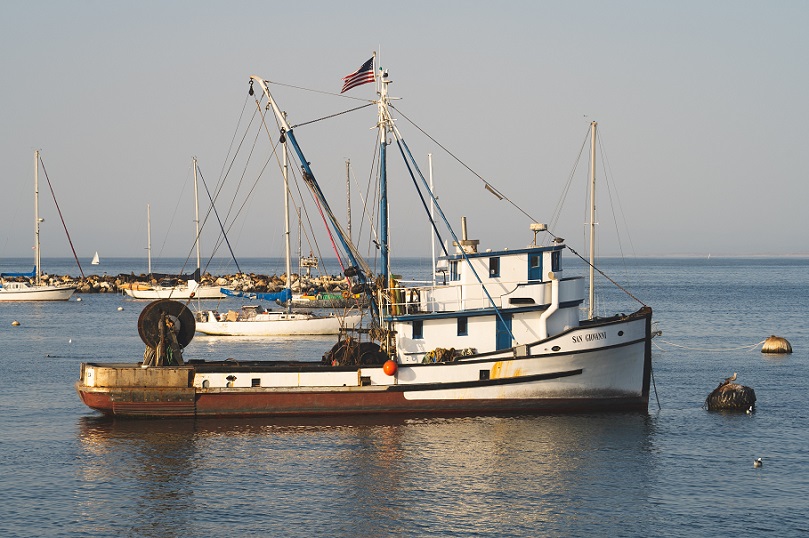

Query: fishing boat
[0,150,76,301]
[122,159,224,300]
[193,130,364,336]
[76,61,653,418]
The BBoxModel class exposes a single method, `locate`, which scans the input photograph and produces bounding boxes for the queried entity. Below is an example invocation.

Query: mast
[282,123,293,311]
[346,159,352,242]
[193,158,201,277]
[378,69,391,286]
[429,153,436,288]
[588,121,597,320]
[147,203,152,275]
[34,150,42,286]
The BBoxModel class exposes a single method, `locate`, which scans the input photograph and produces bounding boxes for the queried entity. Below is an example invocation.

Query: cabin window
[489,257,500,278]
[413,320,423,339]
[551,250,561,272]
[457,317,468,336]
[450,261,460,281]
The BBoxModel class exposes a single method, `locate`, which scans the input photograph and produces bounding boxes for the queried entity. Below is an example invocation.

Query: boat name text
[572,331,607,343]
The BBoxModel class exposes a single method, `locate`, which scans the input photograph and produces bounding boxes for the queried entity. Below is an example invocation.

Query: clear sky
[2,0,807,263]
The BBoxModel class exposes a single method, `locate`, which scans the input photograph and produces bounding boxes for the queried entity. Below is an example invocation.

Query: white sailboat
[0,151,76,301]
[194,137,363,336]
[91,251,100,265]
[122,159,225,300]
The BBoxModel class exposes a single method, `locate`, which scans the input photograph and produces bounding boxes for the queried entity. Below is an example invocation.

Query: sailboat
[193,136,364,336]
[76,62,653,418]
[91,252,100,265]
[0,151,76,301]
[122,159,225,300]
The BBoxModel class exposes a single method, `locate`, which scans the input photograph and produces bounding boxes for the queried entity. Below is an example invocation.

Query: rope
[654,338,766,353]
[650,364,661,410]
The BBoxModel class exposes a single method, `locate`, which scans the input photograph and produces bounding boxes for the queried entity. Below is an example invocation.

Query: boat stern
[76,363,197,417]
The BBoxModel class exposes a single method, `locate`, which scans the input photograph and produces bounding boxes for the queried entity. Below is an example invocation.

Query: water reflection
[76,413,656,536]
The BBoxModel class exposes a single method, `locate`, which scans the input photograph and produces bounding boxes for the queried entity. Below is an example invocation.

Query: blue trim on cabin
[438,244,564,262]
[390,299,583,322]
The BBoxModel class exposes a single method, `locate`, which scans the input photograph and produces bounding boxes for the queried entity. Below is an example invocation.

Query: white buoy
[762,335,792,354]
[76,297,82,302]
[117,306,124,311]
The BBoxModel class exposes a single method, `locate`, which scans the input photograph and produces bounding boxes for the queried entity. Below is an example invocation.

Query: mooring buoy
[762,335,792,354]
[11,320,20,326]
[704,373,756,411]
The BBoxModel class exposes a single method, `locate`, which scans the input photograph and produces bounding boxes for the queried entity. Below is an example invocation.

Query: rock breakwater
[4,272,352,295]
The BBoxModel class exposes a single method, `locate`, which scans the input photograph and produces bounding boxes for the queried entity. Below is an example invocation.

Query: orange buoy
[383,359,398,376]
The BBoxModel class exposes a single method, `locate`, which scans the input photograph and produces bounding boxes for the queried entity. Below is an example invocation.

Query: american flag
[341,57,375,93]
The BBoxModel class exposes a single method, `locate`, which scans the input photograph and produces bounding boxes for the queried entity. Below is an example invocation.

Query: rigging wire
[564,243,647,307]
[37,154,85,279]
[290,103,376,129]
[390,104,539,224]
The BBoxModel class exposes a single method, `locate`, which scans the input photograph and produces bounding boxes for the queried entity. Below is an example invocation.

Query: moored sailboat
[76,59,653,418]
[193,129,364,336]
[122,159,224,300]
[0,150,75,301]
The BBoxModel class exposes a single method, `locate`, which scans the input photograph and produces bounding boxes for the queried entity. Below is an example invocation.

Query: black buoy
[762,335,792,354]
[704,373,757,411]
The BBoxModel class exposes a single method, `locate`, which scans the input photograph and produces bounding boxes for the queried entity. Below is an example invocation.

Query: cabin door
[495,313,513,350]
[528,253,543,281]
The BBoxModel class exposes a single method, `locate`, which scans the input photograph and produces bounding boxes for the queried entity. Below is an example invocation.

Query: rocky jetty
[8,272,353,295]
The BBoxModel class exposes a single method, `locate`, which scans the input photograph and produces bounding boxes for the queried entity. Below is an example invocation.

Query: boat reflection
[76,413,656,535]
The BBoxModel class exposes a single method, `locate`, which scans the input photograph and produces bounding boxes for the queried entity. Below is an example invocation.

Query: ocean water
[0,257,807,537]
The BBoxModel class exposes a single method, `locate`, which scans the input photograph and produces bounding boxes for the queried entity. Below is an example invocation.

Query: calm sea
[0,257,807,537]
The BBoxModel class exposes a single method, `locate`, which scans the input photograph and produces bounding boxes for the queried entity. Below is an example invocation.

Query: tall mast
[346,159,352,242]
[428,153,436,288]
[193,157,201,276]
[588,121,597,320]
[147,203,152,275]
[34,150,41,286]
[282,123,292,311]
[378,69,391,286]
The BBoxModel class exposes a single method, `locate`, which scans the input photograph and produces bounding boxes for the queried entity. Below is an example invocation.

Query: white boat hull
[195,311,364,336]
[122,285,225,300]
[0,284,75,301]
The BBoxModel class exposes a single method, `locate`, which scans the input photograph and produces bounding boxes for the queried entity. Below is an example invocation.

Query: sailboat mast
[34,150,41,286]
[147,203,152,275]
[588,121,597,320]
[282,128,293,310]
[193,158,201,275]
[429,153,436,288]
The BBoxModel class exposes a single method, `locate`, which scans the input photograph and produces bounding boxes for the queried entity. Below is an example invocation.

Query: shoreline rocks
[6,272,353,294]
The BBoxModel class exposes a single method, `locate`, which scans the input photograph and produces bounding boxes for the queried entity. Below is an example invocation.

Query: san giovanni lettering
[572,331,607,343]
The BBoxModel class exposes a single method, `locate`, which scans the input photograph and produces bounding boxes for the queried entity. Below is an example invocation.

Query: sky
[1,0,807,264]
